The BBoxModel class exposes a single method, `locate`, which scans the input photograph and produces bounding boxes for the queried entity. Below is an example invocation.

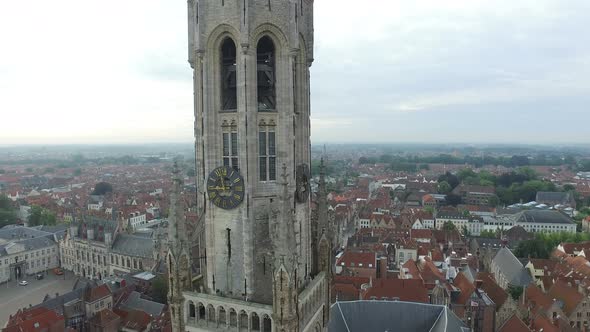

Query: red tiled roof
[547,280,584,316]
[85,284,112,303]
[361,279,429,303]
[336,251,376,268]
[410,229,432,239]
[478,273,509,309]
[120,309,152,331]
[523,284,552,314]
[528,258,557,271]
[559,241,590,255]
[498,314,531,332]
[531,314,559,332]
[89,308,121,326]
[453,272,475,305]
[4,307,65,332]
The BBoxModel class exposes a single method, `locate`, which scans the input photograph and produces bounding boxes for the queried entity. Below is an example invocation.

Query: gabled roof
[498,314,531,332]
[85,284,112,303]
[524,284,552,314]
[121,291,165,317]
[492,247,532,287]
[111,233,154,259]
[547,280,584,317]
[361,279,429,303]
[88,308,120,327]
[336,251,376,268]
[528,258,557,271]
[478,273,509,310]
[453,272,475,305]
[516,210,575,225]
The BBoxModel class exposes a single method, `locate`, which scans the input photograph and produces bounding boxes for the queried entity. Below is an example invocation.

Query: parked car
[18,280,28,286]
[36,274,44,280]
[53,268,63,275]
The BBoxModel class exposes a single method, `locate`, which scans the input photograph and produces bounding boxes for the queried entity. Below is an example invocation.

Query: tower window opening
[222,121,239,171]
[257,36,276,111]
[259,121,276,181]
[221,38,237,111]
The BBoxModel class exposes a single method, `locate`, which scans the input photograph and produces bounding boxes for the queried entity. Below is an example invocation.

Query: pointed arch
[220,37,237,110]
[256,36,276,112]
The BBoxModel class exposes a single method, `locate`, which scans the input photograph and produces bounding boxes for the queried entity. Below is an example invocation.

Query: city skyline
[1,0,589,145]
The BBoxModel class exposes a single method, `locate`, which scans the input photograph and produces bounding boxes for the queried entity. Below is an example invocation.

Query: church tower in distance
[172,0,330,331]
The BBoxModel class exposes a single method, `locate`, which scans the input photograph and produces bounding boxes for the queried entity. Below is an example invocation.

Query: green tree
[28,206,57,226]
[73,168,82,176]
[508,286,523,301]
[151,276,169,304]
[91,182,113,196]
[437,181,452,194]
[479,230,499,239]
[461,225,471,237]
[0,195,17,227]
[563,184,576,192]
[0,169,5,174]
[438,172,460,189]
[443,221,457,231]
[457,168,477,181]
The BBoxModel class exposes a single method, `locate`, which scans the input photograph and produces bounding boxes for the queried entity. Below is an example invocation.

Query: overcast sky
[1,0,589,145]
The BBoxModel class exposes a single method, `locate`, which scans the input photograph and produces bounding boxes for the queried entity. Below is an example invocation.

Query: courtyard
[0,270,77,326]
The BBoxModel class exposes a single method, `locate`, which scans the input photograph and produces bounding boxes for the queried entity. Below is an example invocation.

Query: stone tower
[179,0,329,331]
[167,164,192,332]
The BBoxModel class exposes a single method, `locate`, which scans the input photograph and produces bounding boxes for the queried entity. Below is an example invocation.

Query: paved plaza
[0,271,77,326]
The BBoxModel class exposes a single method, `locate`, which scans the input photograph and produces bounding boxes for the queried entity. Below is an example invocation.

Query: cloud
[0,0,589,144]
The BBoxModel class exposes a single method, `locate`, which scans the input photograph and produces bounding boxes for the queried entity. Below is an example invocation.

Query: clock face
[207,166,245,210]
[295,164,310,203]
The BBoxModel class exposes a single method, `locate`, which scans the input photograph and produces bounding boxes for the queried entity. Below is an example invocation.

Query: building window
[222,120,239,171]
[221,37,237,111]
[257,36,276,111]
[259,121,276,181]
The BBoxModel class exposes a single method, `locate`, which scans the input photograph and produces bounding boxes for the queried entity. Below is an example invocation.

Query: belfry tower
[171,0,329,331]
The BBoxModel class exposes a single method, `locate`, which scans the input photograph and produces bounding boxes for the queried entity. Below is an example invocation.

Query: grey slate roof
[34,287,86,315]
[516,210,575,225]
[121,291,165,317]
[0,226,53,241]
[492,247,532,287]
[0,229,58,257]
[111,234,154,259]
[329,301,468,332]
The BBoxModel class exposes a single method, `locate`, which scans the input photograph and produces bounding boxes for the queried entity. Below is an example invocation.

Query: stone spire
[168,162,187,247]
[317,158,329,236]
[167,161,191,332]
[271,164,299,332]
[271,164,297,264]
[315,158,332,325]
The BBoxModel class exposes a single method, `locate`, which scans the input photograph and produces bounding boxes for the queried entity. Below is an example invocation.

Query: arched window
[257,36,276,111]
[221,38,237,111]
